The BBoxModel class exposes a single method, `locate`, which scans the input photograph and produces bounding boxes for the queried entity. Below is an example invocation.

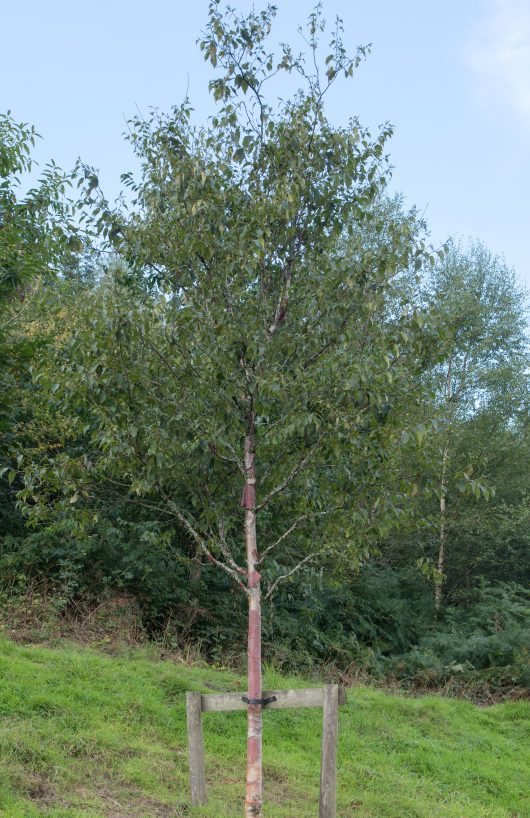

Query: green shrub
[387,582,530,690]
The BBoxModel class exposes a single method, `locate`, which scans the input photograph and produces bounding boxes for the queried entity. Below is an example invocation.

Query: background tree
[0,113,79,538]
[422,241,528,613]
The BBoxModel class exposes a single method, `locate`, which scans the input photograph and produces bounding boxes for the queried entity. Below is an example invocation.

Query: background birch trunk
[435,360,452,616]
[434,446,449,616]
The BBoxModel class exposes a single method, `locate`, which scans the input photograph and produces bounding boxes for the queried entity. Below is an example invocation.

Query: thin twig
[265,553,316,600]
[257,441,320,511]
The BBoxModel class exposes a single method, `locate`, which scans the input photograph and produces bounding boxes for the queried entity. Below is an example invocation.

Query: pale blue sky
[2,0,529,285]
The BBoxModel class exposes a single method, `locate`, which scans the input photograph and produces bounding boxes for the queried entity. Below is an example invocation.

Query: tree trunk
[189,545,203,586]
[434,452,448,616]
[435,359,452,616]
[243,415,262,817]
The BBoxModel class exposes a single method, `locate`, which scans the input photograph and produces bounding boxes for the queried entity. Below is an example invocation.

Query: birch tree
[424,241,528,614]
[26,5,435,815]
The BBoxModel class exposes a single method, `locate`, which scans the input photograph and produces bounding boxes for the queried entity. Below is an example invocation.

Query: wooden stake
[319,684,339,818]
[186,691,206,806]
[186,685,346,812]
[201,686,346,712]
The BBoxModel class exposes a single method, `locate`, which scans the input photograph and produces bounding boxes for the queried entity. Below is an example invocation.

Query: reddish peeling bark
[243,415,263,818]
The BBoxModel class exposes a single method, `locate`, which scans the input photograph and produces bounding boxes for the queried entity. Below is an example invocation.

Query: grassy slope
[0,638,528,818]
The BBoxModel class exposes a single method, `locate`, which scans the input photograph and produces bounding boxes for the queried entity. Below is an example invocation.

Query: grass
[0,637,528,817]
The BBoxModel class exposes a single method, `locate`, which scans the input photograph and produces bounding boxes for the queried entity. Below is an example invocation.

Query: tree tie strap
[241,695,277,706]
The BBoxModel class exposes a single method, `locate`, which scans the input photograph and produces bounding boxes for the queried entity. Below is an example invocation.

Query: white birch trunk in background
[435,360,452,615]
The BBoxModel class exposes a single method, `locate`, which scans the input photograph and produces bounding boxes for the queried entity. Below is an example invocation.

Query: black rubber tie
[241,695,277,706]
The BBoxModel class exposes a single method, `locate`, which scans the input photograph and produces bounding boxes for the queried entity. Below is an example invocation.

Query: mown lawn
[0,637,528,817]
